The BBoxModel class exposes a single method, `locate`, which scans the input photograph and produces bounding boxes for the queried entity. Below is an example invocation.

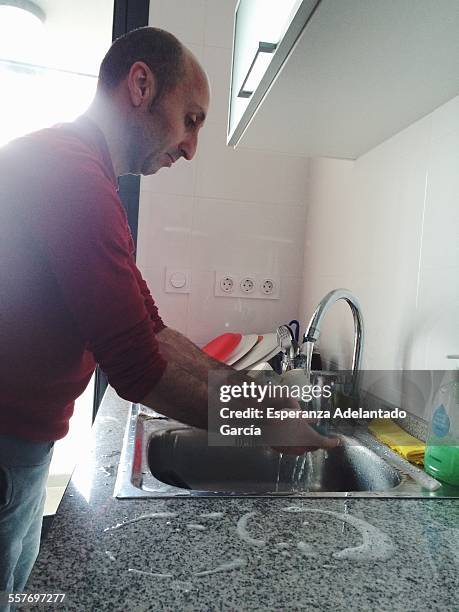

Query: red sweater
[0,116,167,441]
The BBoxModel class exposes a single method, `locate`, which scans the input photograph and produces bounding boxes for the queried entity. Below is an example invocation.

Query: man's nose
[180,132,198,161]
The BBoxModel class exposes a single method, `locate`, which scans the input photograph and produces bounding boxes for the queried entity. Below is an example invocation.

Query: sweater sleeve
[20,154,167,402]
[131,264,167,333]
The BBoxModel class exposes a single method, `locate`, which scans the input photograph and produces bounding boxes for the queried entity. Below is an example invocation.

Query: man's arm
[156,327,232,378]
[139,326,234,428]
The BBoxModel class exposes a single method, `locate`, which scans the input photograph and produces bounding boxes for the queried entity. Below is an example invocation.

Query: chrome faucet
[300,288,365,393]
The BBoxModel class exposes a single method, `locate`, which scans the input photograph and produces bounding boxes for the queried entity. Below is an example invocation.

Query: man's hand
[262,395,340,455]
[271,425,340,456]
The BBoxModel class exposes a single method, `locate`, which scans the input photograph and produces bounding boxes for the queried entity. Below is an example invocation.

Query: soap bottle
[424,355,459,487]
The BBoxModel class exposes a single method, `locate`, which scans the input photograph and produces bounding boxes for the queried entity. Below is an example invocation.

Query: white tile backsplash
[201,45,233,126]
[138,192,193,267]
[195,125,309,204]
[420,128,459,271]
[141,155,198,197]
[190,198,306,276]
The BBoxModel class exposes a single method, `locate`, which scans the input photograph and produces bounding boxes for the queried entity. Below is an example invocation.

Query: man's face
[129,56,209,176]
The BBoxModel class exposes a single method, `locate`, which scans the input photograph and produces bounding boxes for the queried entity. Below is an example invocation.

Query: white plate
[225,334,259,365]
[247,361,274,378]
[233,333,280,370]
[249,346,282,369]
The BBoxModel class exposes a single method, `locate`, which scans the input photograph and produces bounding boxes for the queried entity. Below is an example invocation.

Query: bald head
[98,27,186,101]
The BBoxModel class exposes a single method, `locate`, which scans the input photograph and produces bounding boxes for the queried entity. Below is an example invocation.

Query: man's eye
[186,116,197,128]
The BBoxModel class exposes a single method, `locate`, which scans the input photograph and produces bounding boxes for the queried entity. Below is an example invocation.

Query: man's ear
[127,61,157,107]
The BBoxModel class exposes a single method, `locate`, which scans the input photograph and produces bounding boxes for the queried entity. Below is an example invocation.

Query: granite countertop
[27,387,459,612]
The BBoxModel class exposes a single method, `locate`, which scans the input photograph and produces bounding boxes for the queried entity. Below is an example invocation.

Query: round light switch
[170,271,187,289]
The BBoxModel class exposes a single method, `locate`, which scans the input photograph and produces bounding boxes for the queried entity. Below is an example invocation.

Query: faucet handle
[276,325,296,371]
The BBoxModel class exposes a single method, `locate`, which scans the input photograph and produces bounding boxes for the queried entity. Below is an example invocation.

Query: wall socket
[214,271,280,299]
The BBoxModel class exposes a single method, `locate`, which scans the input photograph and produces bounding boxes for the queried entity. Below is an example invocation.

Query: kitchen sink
[114,404,459,498]
[147,427,400,493]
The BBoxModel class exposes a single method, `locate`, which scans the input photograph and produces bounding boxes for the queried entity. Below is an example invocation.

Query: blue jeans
[0,435,53,612]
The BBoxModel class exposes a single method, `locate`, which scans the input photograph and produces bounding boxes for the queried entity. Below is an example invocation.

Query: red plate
[202,333,242,362]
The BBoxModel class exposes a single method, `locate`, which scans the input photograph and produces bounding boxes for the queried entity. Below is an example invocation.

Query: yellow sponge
[368,418,425,465]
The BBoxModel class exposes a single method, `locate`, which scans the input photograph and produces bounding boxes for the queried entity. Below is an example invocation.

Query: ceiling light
[238,42,277,99]
[0,1,46,62]
[0,0,45,23]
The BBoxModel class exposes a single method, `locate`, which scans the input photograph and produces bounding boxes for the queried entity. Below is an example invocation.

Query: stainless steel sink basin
[114,404,459,498]
[147,427,400,493]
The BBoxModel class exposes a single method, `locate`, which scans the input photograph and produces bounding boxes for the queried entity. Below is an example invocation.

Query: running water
[295,453,309,490]
[291,455,301,491]
[275,452,283,492]
[302,341,315,378]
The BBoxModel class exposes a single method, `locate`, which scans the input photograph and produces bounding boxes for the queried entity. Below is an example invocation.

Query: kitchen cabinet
[227,0,459,159]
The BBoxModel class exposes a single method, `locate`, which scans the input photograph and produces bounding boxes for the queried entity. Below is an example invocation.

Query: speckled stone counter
[26,387,459,612]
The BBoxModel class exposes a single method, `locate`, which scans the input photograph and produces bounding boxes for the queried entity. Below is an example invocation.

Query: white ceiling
[0,0,114,75]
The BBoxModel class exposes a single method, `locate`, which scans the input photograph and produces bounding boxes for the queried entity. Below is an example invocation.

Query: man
[0,27,337,598]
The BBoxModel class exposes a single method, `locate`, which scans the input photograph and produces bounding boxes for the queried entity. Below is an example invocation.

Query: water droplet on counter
[304,509,394,562]
[186,524,206,531]
[199,512,224,519]
[275,542,290,549]
[104,512,177,532]
[172,580,195,593]
[128,568,173,579]
[297,541,317,557]
[236,512,266,547]
[194,558,247,577]
[105,551,116,561]
[282,506,306,513]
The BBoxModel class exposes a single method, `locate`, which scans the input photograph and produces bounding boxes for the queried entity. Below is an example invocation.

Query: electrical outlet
[261,278,276,295]
[215,271,280,299]
[214,272,235,296]
[220,276,234,293]
[240,277,255,294]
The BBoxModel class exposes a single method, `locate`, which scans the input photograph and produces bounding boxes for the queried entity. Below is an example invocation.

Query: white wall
[300,96,459,377]
[137,0,309,346]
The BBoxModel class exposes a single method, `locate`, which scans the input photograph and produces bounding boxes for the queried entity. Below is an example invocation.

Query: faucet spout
[302,288,365,382]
